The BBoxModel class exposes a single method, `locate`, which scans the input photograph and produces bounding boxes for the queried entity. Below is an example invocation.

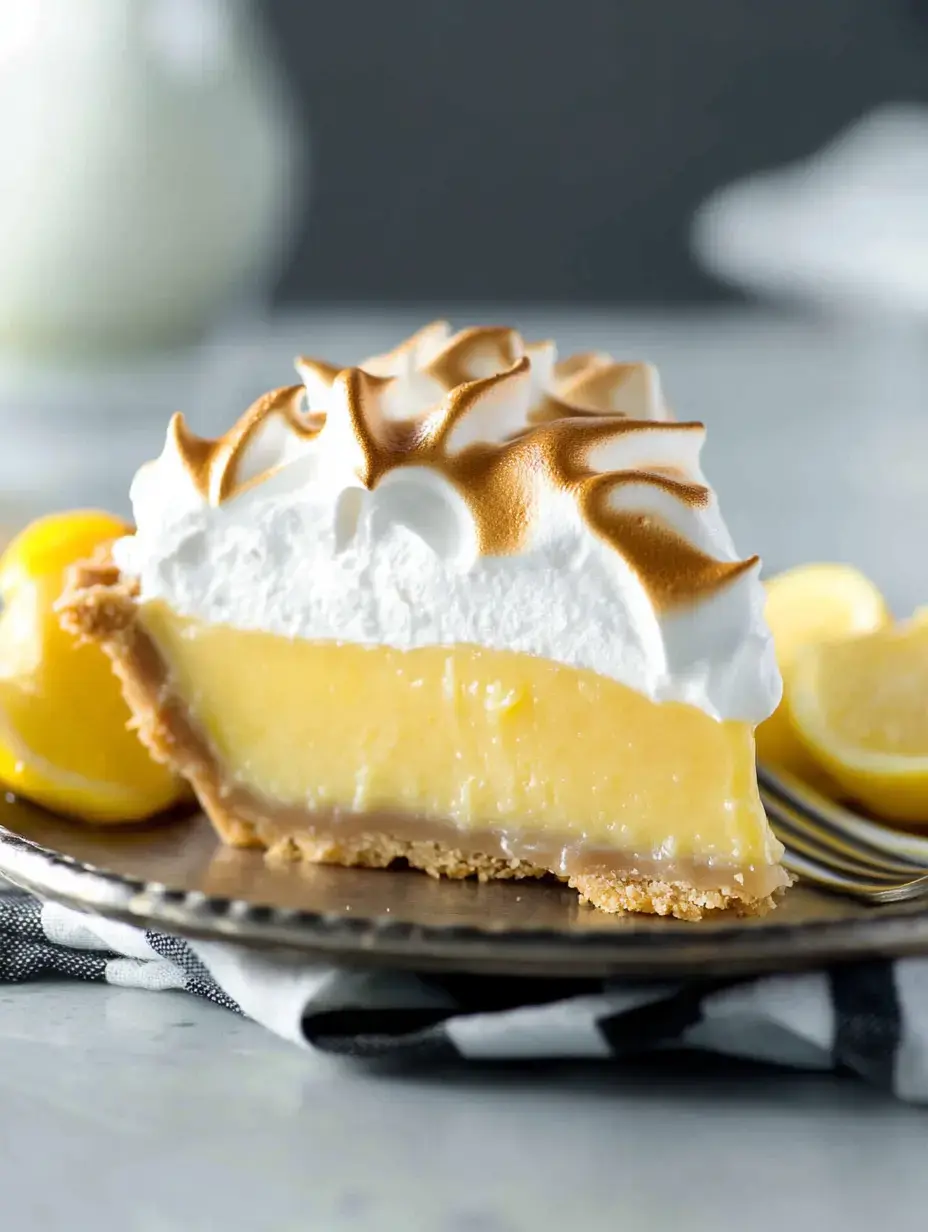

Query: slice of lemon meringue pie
[62,322,789,919]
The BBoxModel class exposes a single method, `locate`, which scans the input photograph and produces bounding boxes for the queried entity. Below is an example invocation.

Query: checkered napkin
[2,882,925,1103]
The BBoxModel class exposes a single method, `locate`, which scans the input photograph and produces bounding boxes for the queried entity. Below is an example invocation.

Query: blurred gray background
[266,0,928,304]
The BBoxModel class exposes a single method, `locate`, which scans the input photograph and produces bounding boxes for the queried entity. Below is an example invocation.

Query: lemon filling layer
[140,601,783,889]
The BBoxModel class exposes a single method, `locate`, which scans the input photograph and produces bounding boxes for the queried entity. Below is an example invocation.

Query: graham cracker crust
[59,555,786,921]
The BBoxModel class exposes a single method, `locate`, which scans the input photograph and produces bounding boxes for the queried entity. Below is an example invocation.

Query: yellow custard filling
[140,600,776,870]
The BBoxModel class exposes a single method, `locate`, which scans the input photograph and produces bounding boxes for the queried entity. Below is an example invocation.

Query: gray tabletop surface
[1,308,927,1230]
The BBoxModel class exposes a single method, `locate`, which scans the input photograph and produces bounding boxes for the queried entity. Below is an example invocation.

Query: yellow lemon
[0,510,186,822]
[755,563,889,791]
[788,612,928,823]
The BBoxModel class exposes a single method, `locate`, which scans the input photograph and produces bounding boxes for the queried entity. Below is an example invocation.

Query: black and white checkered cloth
[1,883,925,1102]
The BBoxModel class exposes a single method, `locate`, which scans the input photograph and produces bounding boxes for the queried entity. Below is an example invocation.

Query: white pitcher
[0,0,304,356]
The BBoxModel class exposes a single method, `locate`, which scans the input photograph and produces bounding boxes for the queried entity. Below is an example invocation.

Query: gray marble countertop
[2,982,927,1232]
[2,309,928,1230]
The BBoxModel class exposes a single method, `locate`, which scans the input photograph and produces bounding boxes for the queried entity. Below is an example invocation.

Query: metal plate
[2,792,928,978]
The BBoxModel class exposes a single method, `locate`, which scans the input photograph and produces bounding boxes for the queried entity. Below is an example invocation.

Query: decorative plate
[1,792,927,978]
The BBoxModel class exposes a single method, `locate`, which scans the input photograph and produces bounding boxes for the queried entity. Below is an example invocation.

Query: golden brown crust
[60,556,249,835]
[264,831,549,882]
[568,873,775,922]
[59,558,784,920]
[264,834,773,920]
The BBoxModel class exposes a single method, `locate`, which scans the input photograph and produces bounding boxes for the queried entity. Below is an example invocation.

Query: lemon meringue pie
[61,322,789,919]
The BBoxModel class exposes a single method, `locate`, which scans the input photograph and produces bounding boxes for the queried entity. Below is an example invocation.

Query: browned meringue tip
[171,385,318,505]
[293,357,341,388]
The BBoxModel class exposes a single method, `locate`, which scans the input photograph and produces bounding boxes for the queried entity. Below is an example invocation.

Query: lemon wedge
[755,563,889,789]
[0,511,187,822]
[788,613,928,823]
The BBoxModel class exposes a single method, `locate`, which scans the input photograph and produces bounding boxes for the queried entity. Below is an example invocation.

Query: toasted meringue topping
[164,323,747,613]
[116,324,780,721]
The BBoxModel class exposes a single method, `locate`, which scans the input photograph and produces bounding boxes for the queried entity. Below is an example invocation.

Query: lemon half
[0,511,186,822]
[789,614,928,823]
[755,563,889,790]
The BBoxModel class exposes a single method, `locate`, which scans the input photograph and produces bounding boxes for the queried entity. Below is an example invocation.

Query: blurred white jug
[0,0,303,357]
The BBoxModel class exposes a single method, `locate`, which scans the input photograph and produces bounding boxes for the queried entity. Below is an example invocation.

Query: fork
[757,763,928,905]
